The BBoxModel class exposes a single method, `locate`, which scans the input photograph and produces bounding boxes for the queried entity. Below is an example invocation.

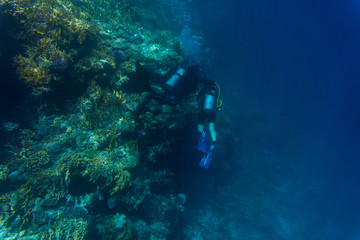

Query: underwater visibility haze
[0,0,360,239]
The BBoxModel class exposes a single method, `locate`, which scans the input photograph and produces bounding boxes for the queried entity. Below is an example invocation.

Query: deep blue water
[184,0,360,239]
[1,0,360,239]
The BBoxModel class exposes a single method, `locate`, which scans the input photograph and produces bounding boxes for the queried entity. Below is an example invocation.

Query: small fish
[2,122,19,131]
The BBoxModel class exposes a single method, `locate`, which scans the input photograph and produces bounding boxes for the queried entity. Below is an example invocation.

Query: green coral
[22,150,51,174]
[97,213,132,240]
[37,218,88,240]
[0,0,197,239]
[1,0,107,95]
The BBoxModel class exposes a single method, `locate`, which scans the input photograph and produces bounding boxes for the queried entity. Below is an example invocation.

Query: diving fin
[199,143,215,169]
[197,131,207,153]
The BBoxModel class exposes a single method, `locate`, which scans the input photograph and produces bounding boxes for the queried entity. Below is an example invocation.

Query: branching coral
[4,0,97,45]
[2,0,100,94]
[77,0,136,27]
[97,213,132,240]
[13,37,68,89]
[22,150,51,174]
[38,218,88,240]
[80,153,131,193]
[0,1,196,239]
[110,164,131,195]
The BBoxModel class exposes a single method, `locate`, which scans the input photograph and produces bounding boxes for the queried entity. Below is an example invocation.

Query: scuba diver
[133,63,221,169]
[196,80,219,169]
[154,64,205,105]
[162,64,221,169]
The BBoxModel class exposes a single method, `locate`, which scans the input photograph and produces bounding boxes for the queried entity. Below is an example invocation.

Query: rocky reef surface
[0,0,214,239]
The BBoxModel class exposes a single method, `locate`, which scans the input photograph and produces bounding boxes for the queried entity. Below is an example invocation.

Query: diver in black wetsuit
[135,63,220,168]
[154,64,209,105]
[161,64,219,168]
[196,80,218,144]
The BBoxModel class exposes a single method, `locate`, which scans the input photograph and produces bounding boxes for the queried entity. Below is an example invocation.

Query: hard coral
[13,38,67,89]
[110,165,131,195]
[4,0,99,95]
[22,150,51,174]
[0,1,200,239]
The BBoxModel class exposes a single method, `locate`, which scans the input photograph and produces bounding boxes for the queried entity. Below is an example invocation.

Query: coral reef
[21,150,51,174]
[1,0,101,95]
[0,0,198,239]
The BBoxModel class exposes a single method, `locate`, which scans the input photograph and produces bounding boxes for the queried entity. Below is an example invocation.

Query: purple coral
[51,58,68,72]
[111,50,128,62]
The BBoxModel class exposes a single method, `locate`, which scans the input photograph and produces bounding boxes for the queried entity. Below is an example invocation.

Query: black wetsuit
[136,65,217,119]
[163,65,214,103]
[161,65,218,124]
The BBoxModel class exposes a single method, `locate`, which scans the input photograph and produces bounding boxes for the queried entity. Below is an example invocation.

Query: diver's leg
[208,122,216,142]
[197,111,206,133]
[197,124,206,153]
[196,111,207,152]
[199,122,216,169]
[198,124,205,133]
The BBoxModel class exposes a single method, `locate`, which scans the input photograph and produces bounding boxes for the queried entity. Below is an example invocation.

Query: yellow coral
[22,150,51,174]
[4,0,99,93]
[13,54,51,87]
[110,164,131,195]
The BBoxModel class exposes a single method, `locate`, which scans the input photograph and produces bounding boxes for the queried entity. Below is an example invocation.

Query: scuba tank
[203,87,217,114]
[164,68,185,91]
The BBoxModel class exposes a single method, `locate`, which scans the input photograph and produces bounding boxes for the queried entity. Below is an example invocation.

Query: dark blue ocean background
[0,0,359,239]
[178,0,360,239]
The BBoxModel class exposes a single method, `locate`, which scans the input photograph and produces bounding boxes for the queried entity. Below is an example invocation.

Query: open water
[180,0,360,239]
[1,0,360,239]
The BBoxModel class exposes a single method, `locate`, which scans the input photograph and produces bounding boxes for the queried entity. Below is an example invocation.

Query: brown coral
[2,0,100,94]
